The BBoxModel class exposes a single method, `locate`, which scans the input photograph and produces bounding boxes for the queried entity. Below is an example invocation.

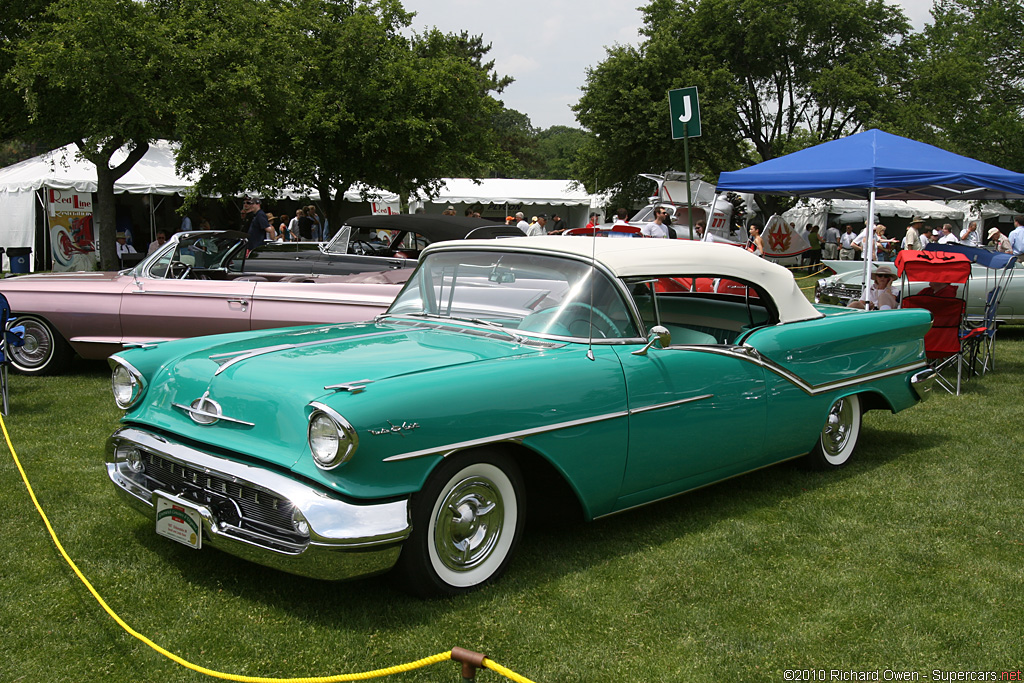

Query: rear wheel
[395,451,524,597]
[8,315,72,375]
[805,394,862,469]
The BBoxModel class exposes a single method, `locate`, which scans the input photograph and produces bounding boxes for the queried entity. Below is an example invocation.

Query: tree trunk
[94,163,118,271]
[77,140,150,270]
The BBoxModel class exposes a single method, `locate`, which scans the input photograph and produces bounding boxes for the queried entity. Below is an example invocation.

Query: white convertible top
[426,236,824,324]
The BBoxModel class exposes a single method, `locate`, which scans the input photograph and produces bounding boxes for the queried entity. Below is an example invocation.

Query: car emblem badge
[369,421,420,436]
[189,393,222,425]
[172,392,256,427]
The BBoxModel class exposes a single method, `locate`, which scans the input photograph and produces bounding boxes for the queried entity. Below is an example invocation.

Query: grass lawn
[1,327,1023,682]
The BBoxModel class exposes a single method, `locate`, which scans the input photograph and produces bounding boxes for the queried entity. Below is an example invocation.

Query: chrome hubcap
[434,476,503,572]
[822,398,853,456]
[11,321,51,367]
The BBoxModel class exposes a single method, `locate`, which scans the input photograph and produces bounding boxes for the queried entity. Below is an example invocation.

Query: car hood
[122,320,560,468]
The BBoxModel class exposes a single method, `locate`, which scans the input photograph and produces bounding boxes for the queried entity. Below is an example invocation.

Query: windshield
[145,233,244,278]
[388,250,639,340]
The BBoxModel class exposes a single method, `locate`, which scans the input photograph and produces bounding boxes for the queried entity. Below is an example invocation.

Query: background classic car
[816,249,1020,317]
[1,215,518,375]
[105,237,934,596]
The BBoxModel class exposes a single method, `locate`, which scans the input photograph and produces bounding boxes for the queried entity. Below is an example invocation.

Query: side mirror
[632,325,671,356]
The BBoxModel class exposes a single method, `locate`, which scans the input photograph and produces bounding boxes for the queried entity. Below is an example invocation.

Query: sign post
[668,87,702,239]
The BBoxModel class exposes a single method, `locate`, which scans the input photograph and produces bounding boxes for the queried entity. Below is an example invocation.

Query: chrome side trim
[382,410,630,462]
[127,290,254,300]
[250,292,397,306]
[690,345,927,396]
[628,394,713,415]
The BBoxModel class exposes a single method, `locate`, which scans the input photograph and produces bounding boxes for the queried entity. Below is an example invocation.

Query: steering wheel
[168,261,192,279]
[350,240,376,255]
[523,302,619,338]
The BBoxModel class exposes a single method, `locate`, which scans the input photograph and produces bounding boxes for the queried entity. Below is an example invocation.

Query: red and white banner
[48,190,98,271]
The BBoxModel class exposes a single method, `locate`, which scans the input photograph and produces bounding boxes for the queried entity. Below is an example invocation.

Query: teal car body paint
[106,236,935,596]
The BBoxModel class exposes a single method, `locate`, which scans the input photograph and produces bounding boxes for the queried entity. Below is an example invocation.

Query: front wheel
[805,394,862,469]
[395,452,524,597]
[8,315,72,375]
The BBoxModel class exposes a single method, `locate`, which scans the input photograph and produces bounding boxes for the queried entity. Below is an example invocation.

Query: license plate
[155,496,203,549]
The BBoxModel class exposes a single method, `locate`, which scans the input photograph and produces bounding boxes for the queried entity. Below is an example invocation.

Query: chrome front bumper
[106,426,410,581]
[815,280,862,305]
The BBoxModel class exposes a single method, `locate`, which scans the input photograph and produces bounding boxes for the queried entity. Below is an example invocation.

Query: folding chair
[0,293,26,415]
[922,243,1018,377]
[896,250,973,395]
[902,294,969,394]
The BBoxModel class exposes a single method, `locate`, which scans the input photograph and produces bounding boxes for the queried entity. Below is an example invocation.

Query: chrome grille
[140,450,299,540]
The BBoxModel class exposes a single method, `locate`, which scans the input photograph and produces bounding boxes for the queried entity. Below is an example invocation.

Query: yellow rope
[789,265,830,279]
[0,411,469,682]
[485,658,540,683]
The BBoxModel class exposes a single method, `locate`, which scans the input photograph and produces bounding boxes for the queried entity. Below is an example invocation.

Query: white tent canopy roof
[782,198,965,227]
[0,140,197,195]
[0,140,399,203]
[415,178,594,206]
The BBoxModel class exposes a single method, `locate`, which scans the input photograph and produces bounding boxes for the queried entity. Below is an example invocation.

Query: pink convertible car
[1,229,415,375]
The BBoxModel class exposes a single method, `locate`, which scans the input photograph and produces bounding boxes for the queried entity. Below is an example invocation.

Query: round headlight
[111,360,144,410]
[308,406,358,470]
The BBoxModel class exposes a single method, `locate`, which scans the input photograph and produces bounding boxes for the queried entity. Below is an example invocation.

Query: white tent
[0,141,400,269]
[411,178,600,227]
[782,198,965,233]
[937,200,1018,233]
[0,140,197,195]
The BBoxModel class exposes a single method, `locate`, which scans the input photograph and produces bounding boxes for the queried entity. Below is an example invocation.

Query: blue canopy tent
[715,128,1024,294]
[716,128,1024,201]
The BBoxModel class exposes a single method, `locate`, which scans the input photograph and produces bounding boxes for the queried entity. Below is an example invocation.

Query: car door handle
[227,299,249,309]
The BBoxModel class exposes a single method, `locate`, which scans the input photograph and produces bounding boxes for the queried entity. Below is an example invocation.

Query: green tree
[575,0,910,214]
[896,0,1024,171]
[489,107,543,178]
[11,0,175,269]
[174,0,512,232]
[535,126,588,179]
[0,0,54,144]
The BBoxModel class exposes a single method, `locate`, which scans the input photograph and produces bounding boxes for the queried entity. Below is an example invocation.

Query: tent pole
[863,190,877,303]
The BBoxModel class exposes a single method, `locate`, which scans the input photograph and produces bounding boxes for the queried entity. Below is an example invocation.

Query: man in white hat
[848,264,898,310]
[989,227,1011,253]
[903,217,924,252]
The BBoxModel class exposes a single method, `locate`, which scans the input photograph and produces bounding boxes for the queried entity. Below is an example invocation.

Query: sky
[400,0,936,130]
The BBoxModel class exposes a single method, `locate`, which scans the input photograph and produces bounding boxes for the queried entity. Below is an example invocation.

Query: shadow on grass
[118,415,946,631]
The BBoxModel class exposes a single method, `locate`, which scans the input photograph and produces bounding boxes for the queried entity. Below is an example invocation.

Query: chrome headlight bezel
[109,357,145,410]
[307,402,359,470]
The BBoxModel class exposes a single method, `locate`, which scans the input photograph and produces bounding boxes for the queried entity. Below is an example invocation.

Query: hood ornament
[173,391,255,427]
[325,379,374,394]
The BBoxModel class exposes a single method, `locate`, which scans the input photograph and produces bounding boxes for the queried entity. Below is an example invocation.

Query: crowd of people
[241,197,327,250]
[810,214,1022,264]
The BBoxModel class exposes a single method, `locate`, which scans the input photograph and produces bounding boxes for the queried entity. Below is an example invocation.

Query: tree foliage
[574,0,910,213]
[172,0,513,231]
[10,0,176,269]
[896,0,1024,171]
[0,0,54,143]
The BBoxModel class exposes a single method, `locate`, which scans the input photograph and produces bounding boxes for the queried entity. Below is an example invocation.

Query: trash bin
[7,247,31,274]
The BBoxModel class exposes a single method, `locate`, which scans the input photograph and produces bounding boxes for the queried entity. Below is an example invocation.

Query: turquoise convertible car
[106,237,935,596]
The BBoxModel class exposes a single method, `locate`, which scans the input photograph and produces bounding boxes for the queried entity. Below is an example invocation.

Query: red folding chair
[896,250,972,395]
